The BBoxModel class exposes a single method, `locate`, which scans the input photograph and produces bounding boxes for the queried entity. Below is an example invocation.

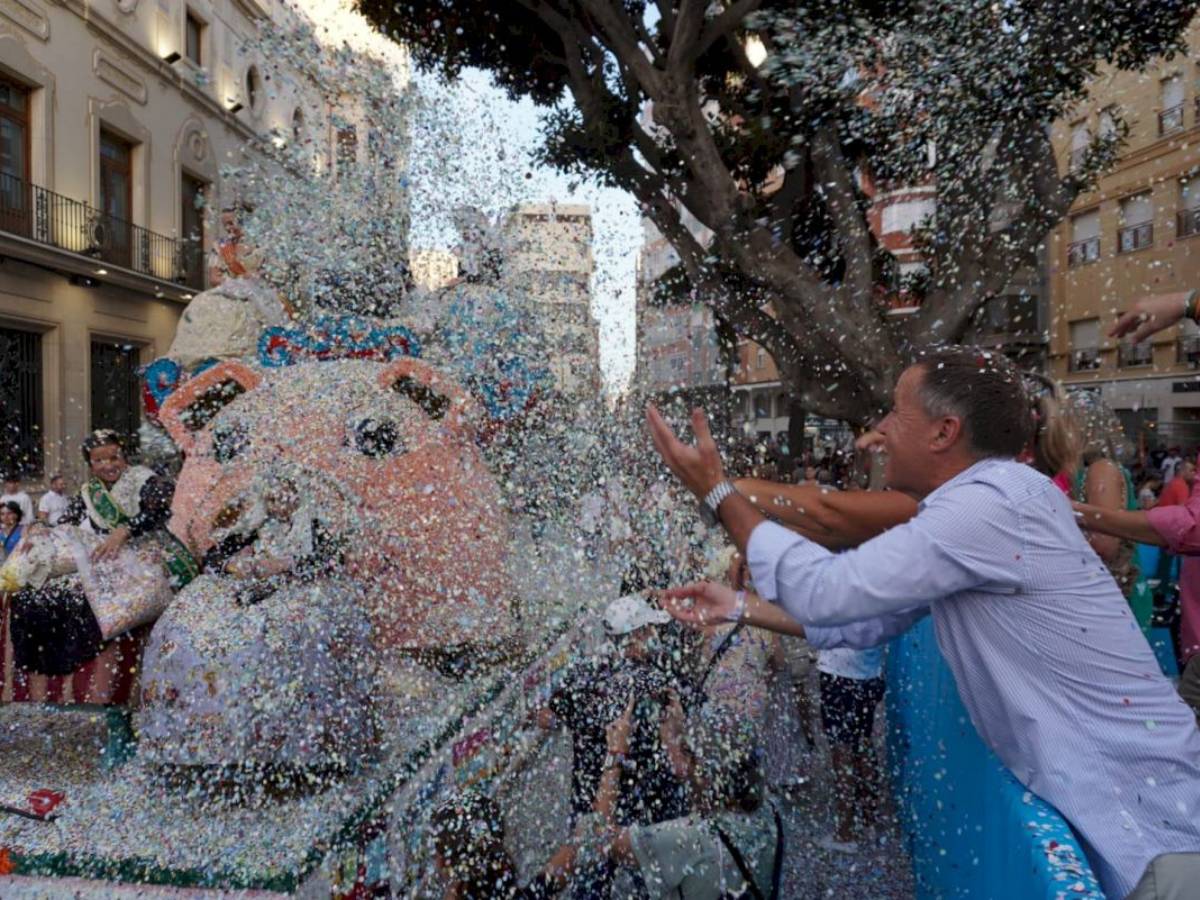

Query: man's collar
[918,457,1008,511]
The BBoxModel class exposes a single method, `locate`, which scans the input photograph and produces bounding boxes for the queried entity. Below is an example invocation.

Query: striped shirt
[747,457,1200,898]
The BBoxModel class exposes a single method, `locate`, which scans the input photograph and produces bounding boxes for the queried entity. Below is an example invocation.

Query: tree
[356,0,1198,422]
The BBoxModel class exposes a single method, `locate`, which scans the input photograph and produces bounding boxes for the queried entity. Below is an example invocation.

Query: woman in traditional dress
[0,429,198,674]
[0,501,23,560]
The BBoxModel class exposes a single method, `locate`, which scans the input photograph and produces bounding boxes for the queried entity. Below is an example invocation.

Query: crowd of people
[433,327,1200,898]
[7,296,1200,898]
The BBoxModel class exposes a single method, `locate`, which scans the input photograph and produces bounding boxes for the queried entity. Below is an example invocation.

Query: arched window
[245,65,263,114]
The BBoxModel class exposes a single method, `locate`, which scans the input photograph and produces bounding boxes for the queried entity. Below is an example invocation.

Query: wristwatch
[699,480,737,527]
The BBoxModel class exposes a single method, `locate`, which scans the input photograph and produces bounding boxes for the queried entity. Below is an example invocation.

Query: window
[1069,318,1102,372]
[245,65,262,114]
[90,339,141,449]
[1180,180,1200,238]
[336,125,357,179]
[0,75,30,238]
[291,107,305,143]
[1069,122,1089,171]
[1118,193,1153,253]
[1099,106,1119,140]
[1068,209,1100,266]
[1160,75,1184,135]
[184,10,203,66]
[0,325,42,476]
[755,347,765,370]
[98,130,134,267]
[753,392,770,418]
[979,294,1038,334]
[180,172,206,289]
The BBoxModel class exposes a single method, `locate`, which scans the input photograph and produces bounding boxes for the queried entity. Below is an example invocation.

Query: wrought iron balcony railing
[0,170,204,289]
[1067,236,1100,267]
[1069,348,1101,372]
[1117,221,1153,254]
[1159,104,1185,136]
[1179,207,1200,239]
[1178,335,1200,366]
[1118,340,1153,368]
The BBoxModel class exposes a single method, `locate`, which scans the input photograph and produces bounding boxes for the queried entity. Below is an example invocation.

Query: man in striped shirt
[648,347,1200,899]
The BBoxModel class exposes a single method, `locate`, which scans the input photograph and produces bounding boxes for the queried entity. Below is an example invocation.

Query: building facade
[633,216,723,399]
[0,0,407,485]
[409,247,458,291]
[1049,18,1200,450]
[501,202,601,401]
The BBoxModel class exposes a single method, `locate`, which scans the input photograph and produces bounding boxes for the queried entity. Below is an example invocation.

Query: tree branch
[810,125,874,302]
[695,0,762,59]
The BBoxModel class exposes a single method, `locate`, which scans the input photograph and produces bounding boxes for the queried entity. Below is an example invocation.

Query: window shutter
[1071,210,1100,241]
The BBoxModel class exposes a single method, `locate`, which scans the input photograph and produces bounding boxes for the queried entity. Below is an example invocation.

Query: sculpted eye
[212,423,250,463]
[351,418,403,457]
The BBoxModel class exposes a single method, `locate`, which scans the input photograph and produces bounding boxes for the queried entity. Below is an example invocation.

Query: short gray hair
[914,347,1035,460]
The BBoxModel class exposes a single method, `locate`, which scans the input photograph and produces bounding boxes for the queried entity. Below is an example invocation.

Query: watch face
[698,500,717,527]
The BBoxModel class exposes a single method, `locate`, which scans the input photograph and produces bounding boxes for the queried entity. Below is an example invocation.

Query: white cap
[603,593,671,635]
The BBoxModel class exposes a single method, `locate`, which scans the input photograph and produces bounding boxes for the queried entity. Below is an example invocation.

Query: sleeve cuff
[1147,505,1190,553]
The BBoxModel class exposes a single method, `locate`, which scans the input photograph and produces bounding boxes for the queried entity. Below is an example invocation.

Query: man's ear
[930,416,964,452]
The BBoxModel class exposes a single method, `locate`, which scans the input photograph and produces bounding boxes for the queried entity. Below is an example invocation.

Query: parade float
[0,268,593,898]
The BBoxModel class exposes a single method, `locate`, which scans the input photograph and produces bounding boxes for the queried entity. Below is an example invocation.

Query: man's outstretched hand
[645,405,726,500]
[658,581,739,626]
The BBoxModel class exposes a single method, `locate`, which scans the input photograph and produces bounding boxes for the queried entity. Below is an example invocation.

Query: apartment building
[0,0,407,484]
[1050,19,1200,448]
[502,202,602,400]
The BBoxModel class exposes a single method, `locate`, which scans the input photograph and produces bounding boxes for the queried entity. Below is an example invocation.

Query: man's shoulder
[923,459,1037,511]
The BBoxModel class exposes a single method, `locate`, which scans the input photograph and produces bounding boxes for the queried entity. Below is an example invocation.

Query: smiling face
[875,366,943,497]
[87,442,128,486]
[0,505,18,530]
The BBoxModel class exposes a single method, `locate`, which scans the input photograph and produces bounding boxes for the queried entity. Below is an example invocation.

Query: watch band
[703,480,737,522]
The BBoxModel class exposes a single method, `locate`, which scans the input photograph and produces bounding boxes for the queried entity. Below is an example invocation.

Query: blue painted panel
[886,618,1105,899]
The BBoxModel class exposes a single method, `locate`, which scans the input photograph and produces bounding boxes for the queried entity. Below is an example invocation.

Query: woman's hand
[91,526,130,562]
[1110,291,1194,343]
[606,697,635,757]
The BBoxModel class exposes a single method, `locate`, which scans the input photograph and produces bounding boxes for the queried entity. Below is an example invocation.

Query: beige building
[1050,19,1200,449]
[410,247,458,291]
[502,202,601,400]
[0,0,408,486]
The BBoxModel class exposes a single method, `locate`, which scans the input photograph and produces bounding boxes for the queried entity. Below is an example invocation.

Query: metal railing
[1179,208,1200,239]
[1117,221,1153,253]
[1067,236,1100,267]
[1178,334,1200,366]
[1159,104,1185,135]
[0,171,203,289]
[1118,340,1153,368]
[1068,348,1101,372]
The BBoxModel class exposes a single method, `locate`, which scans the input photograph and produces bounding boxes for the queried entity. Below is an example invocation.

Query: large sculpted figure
[135,350,521,770]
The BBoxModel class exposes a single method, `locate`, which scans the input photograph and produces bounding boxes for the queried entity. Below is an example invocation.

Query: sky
[293,0,644,393]
[407,71,643,393]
